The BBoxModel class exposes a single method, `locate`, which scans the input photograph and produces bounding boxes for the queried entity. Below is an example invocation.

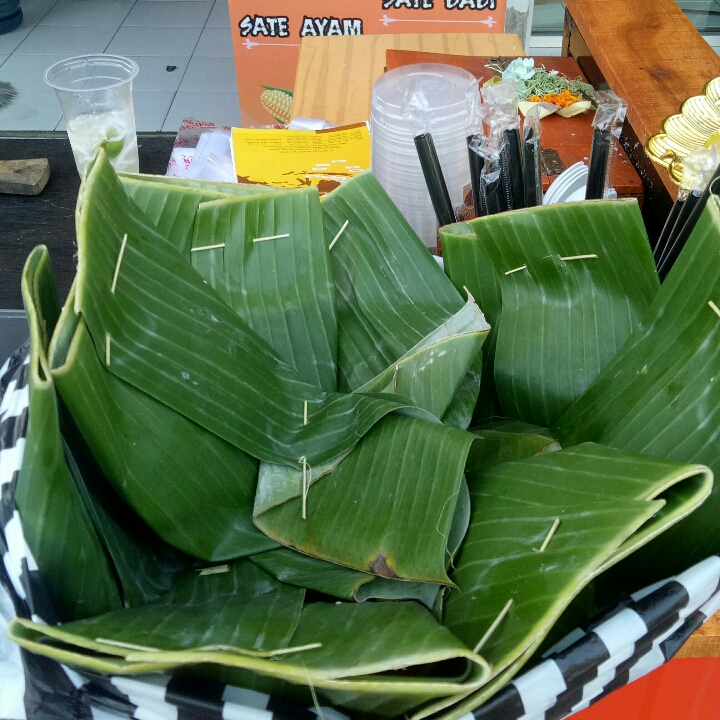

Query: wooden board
[0,158,50,196]
[676,610,720,659]
[564,0,720,199]
[0,135,175,310]
[385,50,643,200]
[291,33,524,126]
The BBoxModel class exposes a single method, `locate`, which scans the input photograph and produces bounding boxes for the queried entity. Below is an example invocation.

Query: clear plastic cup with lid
[45,54,140,176]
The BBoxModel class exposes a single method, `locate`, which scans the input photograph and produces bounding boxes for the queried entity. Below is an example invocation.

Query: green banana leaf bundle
[8,149,718,720]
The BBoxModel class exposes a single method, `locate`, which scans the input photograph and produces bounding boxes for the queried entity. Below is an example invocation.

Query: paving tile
[106,25,201,56]
[193,25,233,56]
[0,24,32,54]
[128,55,189,91]
[19,0,59,26]
[178,55,235,91]
[122,1,211,27]
[0,53,70,89]
[0,83,62,130]
[40,0,134,26]
[162,88,239,131]
[206,0,229,27]
[132,89,174,130]
[13,24,117,54]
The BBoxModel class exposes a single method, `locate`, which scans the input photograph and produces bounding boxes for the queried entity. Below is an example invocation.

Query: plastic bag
[585,90,627,200]
[480,81,524,211]
[186,129,235,183]
[522,103,549,208]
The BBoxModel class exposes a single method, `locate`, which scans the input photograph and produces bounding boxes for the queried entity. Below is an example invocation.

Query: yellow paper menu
[231,123,370,194]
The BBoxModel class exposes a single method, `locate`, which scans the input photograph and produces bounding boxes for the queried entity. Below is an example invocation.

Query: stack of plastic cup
[371,64,478,248]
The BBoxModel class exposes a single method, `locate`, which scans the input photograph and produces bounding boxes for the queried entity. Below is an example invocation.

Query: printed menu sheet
[231,123,370,194]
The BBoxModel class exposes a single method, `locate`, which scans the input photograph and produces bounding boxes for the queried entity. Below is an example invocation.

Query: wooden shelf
[564,0,720,201]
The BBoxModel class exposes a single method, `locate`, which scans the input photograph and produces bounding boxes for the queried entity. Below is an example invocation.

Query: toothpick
[560,254,599,261]
[105,333,111,366]
[303,400,308,426]
[709,301,720,319]
[473,599,513,653]
[190,243,225,253]
[505,265,527,276]
[269,642,322,656]
[328,220,349,251]
[392,365,399,393]
[301,456,308,520]
[95,638,159,653]
[253,233,290,243]
[201,642,322,656]
[198,564,230,576]
[110,233,128,294]
[309,680,326,720]
[538,518,560,553]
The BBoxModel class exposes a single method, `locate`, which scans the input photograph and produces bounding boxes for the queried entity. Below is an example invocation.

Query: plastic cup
[45,55,140,176]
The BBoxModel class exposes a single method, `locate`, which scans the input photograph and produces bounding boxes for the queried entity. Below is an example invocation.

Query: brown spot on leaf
[369,554,398,578]
[317,179,341,195]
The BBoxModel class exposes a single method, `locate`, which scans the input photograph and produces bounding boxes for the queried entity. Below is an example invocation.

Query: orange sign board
[228,0,507,127]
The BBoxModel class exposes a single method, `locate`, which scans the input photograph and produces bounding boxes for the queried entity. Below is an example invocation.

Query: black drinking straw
[655,190,699,268]
[467,134,487,217]
[657,167,720,281]
[483,175,503,215]
[500,128,525,210]
[653,194,685,265]
[585,128,612,200]
[523,126,542,208]
[481,156,504,216]
[414,132,456,227]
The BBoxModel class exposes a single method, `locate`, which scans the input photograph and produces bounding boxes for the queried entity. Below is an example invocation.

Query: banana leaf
[250,548,440,608]
[119,176,247,258]
[355,299,489,419]
[321,172,466,392]
[74,150,411,468]
[466,427,561,474]
[60,419,191,607]
[23,251,191,607]
[190,189,338,391]
[49,284,276,562]
[16,247,121,621]
[10,583,491,718]
[118,171,278,196]
[441,201,659,425]
[441,356,483,430]
[254,416,474,584]
[253,296,489,523]
[554,196,720,586]
[438,443,711,717]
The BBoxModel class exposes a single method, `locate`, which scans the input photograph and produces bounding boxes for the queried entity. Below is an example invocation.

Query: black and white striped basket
[2,345,719,720]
